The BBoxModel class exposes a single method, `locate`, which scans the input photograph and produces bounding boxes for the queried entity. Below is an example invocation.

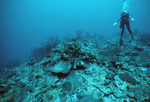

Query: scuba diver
[113,10,134,46]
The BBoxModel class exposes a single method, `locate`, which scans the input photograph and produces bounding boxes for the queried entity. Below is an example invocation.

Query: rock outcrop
[0,32,150,102]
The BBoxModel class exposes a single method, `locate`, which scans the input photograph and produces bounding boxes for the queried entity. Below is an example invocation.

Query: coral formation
[0,31,150,102]
[62,81,73,91]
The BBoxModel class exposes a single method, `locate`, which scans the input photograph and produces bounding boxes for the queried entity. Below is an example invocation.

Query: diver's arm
[129,15,134,23]
[117,18,121,22]
[113,18,121,26]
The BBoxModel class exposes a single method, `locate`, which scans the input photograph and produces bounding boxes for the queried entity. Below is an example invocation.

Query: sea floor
[0,32,150,102]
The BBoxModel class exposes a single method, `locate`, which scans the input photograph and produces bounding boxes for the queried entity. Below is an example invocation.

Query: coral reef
[0,32,150,102]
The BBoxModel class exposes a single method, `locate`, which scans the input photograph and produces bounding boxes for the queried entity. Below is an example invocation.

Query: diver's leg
[126,22,134,40]
[121,25,124,38]
[120,23,124,46]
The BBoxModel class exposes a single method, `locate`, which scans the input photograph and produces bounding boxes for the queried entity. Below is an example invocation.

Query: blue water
[0,0,150,69]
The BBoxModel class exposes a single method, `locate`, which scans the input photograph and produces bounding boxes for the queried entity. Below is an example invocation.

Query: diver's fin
[120,38,123,46]
[131,36,135,40]
[131,40,136,46]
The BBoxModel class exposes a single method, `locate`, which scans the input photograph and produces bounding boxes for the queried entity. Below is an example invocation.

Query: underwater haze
[1,0,150,69]
[0,0,150,101]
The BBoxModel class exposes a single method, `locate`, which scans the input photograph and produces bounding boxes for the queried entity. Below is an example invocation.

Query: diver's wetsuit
[118,12,134,46]
[120,12,133,38]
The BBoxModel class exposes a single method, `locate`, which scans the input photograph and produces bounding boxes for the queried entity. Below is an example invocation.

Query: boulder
[119,73,140,85]
[49,61,72,74]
